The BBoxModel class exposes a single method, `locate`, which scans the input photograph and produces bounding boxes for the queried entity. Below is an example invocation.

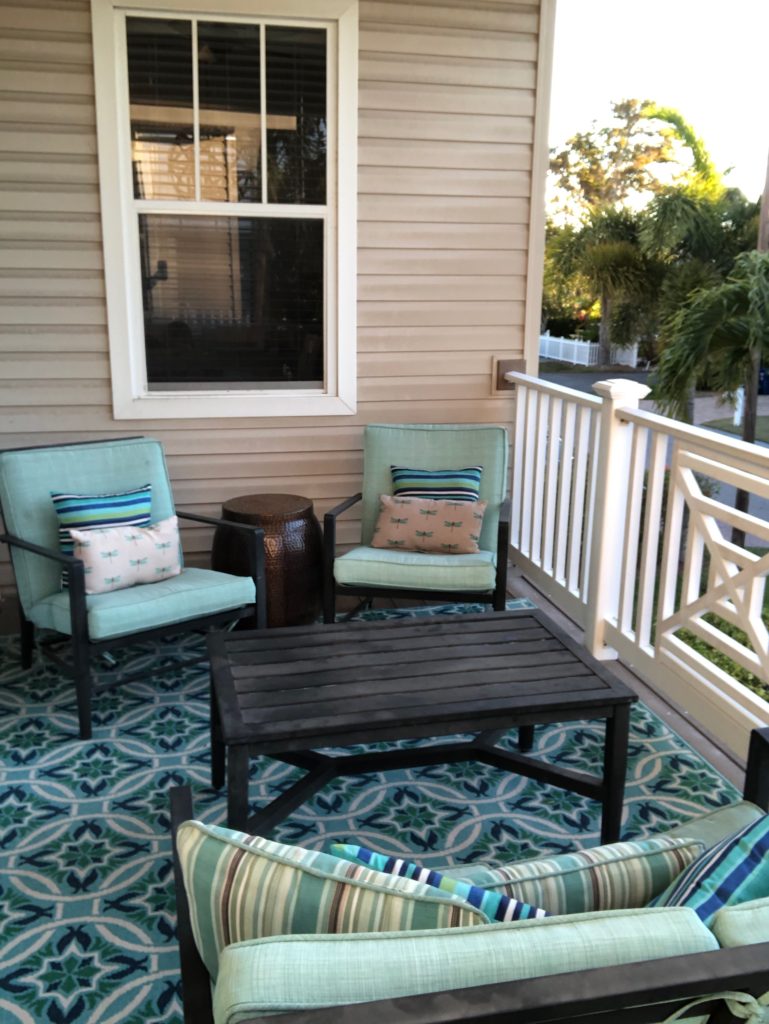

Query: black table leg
[518,725,535,752]
[211,675,225,790]
[227,744,250,831]
[601,703,631,844]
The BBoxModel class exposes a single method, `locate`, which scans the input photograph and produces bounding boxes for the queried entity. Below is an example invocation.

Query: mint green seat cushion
[212,907,718,1022]
[28,568,255,641]
[712,895,769,946]
[334,546,497,591]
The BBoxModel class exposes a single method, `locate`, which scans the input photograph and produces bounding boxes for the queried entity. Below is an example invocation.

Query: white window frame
[91,0,357,419]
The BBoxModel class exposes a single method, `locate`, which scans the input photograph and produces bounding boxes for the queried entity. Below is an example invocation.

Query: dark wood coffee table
[207,609,638,844]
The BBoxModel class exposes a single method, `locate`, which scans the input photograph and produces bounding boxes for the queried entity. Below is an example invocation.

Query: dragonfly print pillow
[68,514,182,593]
[371,495,487,554]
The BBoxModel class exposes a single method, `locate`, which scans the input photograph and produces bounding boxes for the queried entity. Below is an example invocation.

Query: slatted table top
[208,610,637,753]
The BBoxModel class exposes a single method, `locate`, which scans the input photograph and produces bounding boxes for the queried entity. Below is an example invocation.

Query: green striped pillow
[447,836,705,916]
[176,821,489,980]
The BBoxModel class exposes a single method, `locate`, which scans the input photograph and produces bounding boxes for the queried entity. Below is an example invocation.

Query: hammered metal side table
[211,493,323,628]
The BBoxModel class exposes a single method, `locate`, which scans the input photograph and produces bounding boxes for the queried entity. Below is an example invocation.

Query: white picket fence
[539,333,638,368]
[508,372,769,760]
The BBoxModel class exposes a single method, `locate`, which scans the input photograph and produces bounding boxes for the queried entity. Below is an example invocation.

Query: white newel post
[584,379,651,659]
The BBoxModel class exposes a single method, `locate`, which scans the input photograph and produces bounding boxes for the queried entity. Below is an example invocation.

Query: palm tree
[653,250,769,542]
[575,209,659,364]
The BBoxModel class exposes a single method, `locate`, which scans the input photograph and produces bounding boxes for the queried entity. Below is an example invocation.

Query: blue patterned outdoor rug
[0,599,740,1024]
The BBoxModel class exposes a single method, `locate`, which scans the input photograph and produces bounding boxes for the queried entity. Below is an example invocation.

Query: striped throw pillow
[446,836,705,916]
[331,844,548,923]
[651,814,769,925]
[51,485,152,588]
[391,466,482,502]
[176,821,489,981]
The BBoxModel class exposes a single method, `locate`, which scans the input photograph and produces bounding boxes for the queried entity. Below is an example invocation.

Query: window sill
[112,390,357,419]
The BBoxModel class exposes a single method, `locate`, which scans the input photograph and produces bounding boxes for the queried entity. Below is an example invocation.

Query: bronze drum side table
[211,493,322,628]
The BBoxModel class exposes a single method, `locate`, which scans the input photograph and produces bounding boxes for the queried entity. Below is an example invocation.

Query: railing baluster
[521,387,539,559]
[635,430,667,650]
[554,400,576,586]
[618,422,648,637]
[511,381,527,548]
[567,405,591,597]
[530,393,549,566]
[541,396,562,575]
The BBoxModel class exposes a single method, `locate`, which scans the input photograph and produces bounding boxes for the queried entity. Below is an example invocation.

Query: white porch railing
[539,333,638,368]
[509,372,769,760]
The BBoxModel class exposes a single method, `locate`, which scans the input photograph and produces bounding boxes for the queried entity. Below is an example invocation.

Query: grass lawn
[702,415,769,442]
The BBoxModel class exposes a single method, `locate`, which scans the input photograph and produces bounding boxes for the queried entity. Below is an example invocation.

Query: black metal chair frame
[322,494,510,624]
[170,727,769,1024]
[0,438,267,742]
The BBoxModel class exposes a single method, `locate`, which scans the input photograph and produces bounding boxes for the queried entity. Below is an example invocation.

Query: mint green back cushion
[0,438,175,611]
[658,800,764,849]
[212,906,718,1021]
[360,425,508,550]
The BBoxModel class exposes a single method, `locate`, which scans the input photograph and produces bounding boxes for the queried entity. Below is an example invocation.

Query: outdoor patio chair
[322,423,510,623]
[169,727,769,1024]
[0,436,266,740]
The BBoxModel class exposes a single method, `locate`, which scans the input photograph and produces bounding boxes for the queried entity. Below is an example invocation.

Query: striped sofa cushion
[391,466,482,502]
[652,814,769,925]
[446,836,705,916]
[176,821,489,980]
[331,844,548,923]
[51,484,152,587]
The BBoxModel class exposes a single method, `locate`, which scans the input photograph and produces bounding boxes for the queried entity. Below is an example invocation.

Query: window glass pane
[198,22,262,203]
[139,214,324,390]
[127,17,194,200]
[266,27,326,205]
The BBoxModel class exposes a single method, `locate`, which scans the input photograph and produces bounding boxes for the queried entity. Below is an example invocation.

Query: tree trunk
[731,350,761,547]
[598,290,612,366]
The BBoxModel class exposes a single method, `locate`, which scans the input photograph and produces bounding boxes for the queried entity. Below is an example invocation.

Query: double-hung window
[92,0,357,418]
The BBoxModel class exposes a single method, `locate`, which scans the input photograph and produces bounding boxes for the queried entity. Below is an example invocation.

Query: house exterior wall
[0,0,553,623]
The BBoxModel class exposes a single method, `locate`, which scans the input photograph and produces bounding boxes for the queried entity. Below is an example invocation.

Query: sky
[548,0,769,201]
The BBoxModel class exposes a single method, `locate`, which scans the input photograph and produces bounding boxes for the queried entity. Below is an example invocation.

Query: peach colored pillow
[370,495,487,554]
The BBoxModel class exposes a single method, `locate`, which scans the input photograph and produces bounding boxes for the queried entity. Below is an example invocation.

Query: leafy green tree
[654,250,769,445]
[546,100,759,367]
[549,99,677,220]
[653,249,769,539]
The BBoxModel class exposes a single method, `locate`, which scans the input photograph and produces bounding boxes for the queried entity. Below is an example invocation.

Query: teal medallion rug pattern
[0,600,740,1024]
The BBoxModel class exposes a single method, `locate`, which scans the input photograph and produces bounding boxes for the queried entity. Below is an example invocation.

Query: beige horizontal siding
[0,0,543,617]
[359,325,525,351]
[359,249,529,276]
[359,139,531,170]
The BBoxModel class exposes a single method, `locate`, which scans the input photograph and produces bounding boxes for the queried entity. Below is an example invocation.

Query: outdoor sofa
[170,727,769,1024]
